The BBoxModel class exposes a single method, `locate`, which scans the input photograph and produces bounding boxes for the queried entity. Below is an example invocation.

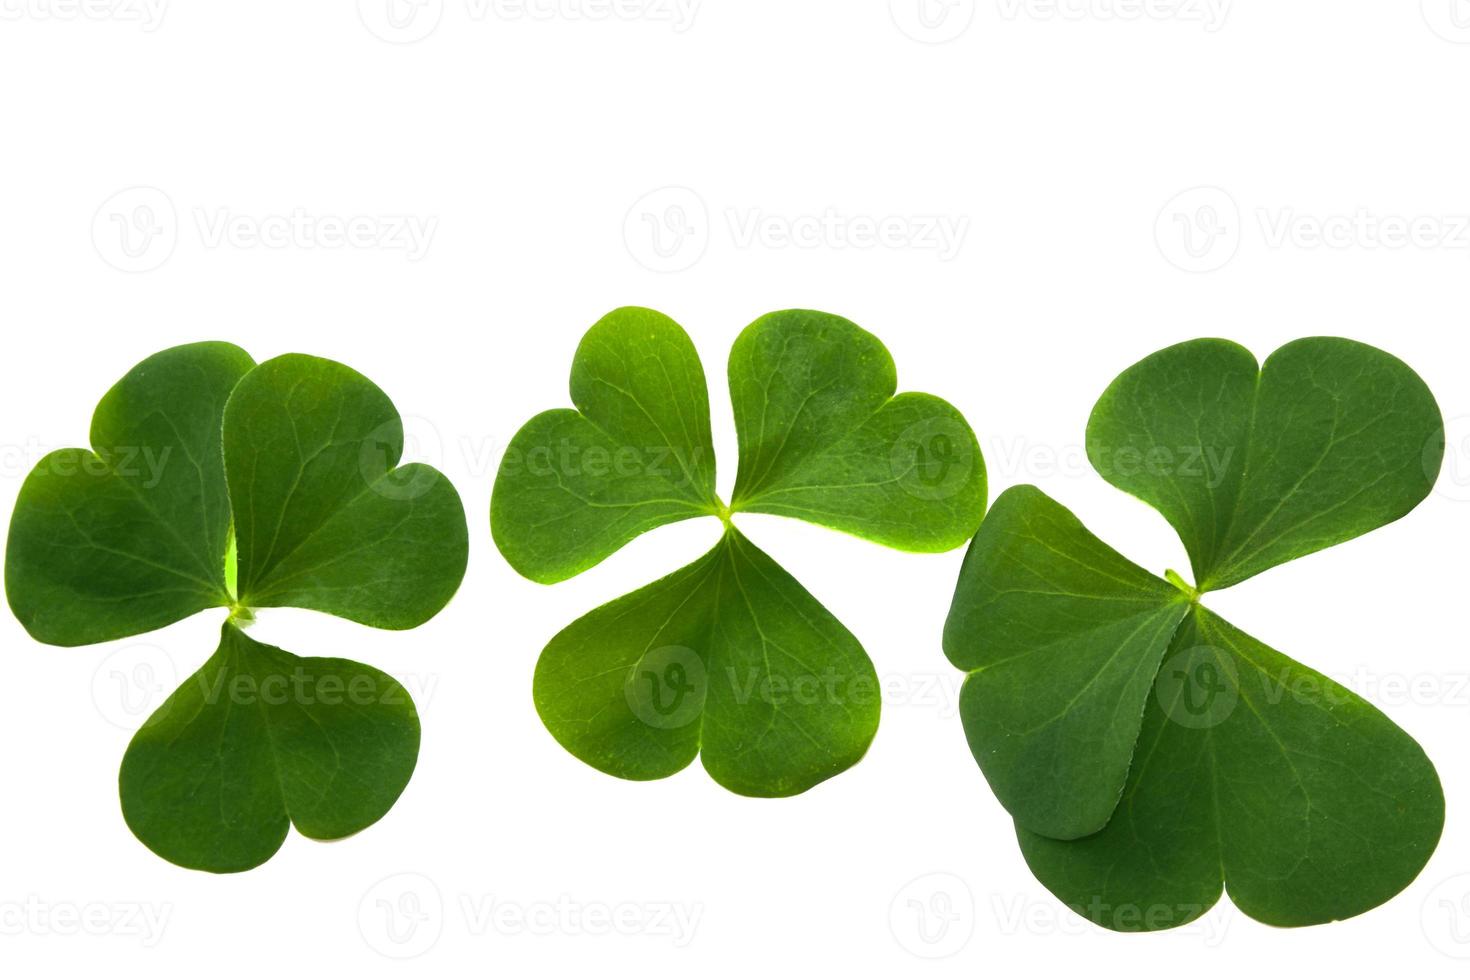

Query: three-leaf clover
[5,342,468,872]
[943,337,1445,930]
[492,307,987,796]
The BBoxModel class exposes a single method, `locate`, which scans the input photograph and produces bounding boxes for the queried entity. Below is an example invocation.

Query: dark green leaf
[944,486,1190,839]
[948,336,1445,931]
[495,308,984,794]
[224,354,467,628]
[729,310,985,552]
[6,342,466,872]
[491,307,720,584]
[1087,337,1443,591]
[533,526,880,797]
[120,622,419,873]
[5,342,254,645]
[1017,606,1443,931]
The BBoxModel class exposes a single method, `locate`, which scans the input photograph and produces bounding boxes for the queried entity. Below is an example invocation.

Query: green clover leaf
[944,338,1445,930]
[494,307,986,796]
[5,342,468,872]
[490,307,718,584]
[8,342,256,644]
[119,621,420,873]
[728,310,983,552]
[1087,337,1442,591]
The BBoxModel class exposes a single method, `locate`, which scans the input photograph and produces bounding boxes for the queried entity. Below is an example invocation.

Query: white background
[1,1,1467,976]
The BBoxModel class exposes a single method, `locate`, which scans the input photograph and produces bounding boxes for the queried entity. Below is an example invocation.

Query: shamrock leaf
[534,527,879,797]
[1087,337,1442,591]
[222,353,466,626]
[492,307,718,584]
[495,307,985,796]
[6,342,467,872]
[7,342,255,645]
[729,310,983,552]
[1017,603,1443,931]
[944,337,1445,931]
[120,622,419,873]
[943,486,1192,840]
